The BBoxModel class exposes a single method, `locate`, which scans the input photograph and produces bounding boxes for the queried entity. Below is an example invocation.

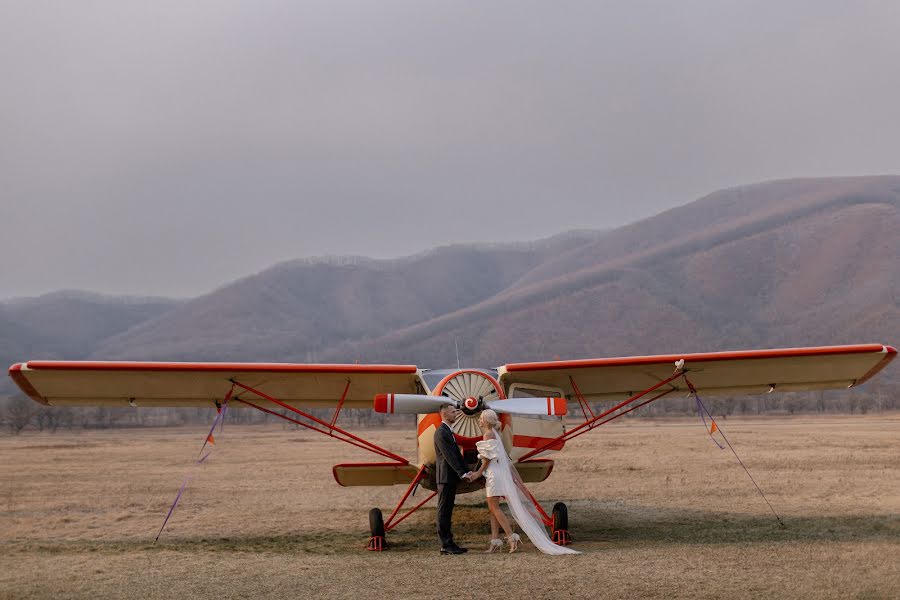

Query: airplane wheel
[552,502,568,530]
[368,508,386,550]
[551,502,572,546]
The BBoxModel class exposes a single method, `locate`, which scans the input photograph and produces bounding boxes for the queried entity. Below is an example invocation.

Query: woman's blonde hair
[480,409,501,430]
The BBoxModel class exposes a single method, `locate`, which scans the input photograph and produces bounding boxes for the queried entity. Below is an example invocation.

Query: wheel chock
[366,536,386,551]
[552,529,572,546]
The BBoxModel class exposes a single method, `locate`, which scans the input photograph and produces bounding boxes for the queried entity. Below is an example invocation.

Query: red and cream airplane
[8,343,896,548]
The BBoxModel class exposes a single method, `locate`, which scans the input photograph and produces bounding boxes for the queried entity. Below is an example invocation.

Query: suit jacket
[434,422,469,485]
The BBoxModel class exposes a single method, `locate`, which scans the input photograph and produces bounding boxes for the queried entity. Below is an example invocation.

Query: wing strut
[570,375,596,421]
[231,379,409,464]
[330,379,352,428]
[518,367,685,462]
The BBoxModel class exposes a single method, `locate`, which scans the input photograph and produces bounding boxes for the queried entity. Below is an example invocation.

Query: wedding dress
[476,432,580,555]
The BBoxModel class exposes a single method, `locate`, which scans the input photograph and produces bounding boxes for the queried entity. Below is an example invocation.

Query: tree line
[0,397,411,435]
[1,384,896,435]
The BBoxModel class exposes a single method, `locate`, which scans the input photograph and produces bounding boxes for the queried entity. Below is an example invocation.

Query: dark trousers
[437,479,458,549]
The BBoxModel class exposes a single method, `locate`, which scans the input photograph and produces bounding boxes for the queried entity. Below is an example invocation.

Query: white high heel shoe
[506,533,521,553]
[485,538,503,553]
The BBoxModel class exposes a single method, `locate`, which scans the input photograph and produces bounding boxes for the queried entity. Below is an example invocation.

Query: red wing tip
[7,363,49,405]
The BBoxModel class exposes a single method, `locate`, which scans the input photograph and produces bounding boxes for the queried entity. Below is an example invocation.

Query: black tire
[369,508,385,539]
[551,502,568,532]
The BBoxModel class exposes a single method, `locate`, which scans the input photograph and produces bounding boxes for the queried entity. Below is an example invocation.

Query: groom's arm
[436,428,470,479]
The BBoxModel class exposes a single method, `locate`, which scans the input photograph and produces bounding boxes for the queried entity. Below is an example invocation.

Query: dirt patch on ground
[1,415,898,598]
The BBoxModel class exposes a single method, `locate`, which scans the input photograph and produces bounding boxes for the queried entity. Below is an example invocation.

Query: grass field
[1,415,898,599]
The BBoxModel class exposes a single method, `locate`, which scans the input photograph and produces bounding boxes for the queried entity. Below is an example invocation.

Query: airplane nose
[461,396,482,415]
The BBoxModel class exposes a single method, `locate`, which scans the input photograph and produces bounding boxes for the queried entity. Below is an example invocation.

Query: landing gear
[551,502,572,546]
[364,465,438,551]
[367,508,386,551]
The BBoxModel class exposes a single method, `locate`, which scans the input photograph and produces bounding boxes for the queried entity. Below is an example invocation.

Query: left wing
[9,361,422,408]
[499,344,896,402]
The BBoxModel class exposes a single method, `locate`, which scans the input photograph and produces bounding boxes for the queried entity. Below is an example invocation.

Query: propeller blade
[374,393,456,414]
[486,397,567,416]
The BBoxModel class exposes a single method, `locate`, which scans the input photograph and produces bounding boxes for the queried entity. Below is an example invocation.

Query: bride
[470,409,579,555]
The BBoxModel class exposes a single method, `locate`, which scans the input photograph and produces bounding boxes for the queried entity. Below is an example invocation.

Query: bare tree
[3,397,37,435]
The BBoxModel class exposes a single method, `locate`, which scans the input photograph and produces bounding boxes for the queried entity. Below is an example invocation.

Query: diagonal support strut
[518,368,685,462]
[231,379,409,464]
[383,464,437,531]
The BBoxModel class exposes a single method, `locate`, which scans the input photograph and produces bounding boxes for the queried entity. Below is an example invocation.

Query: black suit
[434,422,469,549]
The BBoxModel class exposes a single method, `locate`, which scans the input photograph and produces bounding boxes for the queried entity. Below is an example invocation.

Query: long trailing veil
[478,432,580,555]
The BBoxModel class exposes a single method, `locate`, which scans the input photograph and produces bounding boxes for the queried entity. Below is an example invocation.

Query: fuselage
[414,368,565,492]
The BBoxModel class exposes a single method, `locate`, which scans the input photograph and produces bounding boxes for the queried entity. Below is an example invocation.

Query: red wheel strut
[384,464,437,532]
[367,464,437,550]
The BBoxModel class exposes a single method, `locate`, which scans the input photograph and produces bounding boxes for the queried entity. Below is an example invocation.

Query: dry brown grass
[2,415,899,599]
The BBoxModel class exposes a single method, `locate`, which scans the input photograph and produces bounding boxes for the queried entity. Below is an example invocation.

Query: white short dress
[475,437,503,498]
[475,433,581,555]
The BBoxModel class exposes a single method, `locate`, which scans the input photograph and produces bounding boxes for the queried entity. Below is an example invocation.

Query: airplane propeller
[486,397,567,416]
[374,393,567,416]
[373,393,455,414]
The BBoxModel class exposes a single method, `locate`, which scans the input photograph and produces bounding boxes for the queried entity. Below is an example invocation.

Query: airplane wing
[8,361,422,408]
[498,344,896,402]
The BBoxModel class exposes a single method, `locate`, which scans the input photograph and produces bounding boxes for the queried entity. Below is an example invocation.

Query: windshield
[420,368,499,394]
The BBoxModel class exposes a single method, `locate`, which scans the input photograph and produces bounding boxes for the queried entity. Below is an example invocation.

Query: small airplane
[8,343,896,549]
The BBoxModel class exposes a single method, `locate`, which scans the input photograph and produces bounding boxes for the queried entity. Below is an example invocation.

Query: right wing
[9,361,422,409]
[499,344,896,402]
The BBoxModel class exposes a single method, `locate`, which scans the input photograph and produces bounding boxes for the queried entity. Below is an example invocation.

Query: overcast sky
[2,1,899,299]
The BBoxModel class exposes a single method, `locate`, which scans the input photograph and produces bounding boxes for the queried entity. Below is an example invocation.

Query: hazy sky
[2,1,899,299]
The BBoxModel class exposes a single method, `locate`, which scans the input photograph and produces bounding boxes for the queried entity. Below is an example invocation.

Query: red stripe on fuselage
[513,434,565,452]
[417,413,442,437]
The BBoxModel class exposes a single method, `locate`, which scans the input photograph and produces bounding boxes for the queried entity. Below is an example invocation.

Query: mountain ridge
[2,176,898,395]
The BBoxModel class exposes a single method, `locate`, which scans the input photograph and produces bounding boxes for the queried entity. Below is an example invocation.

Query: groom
[434,403,475,555]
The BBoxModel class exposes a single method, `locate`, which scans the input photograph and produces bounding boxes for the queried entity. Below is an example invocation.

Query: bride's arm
[472,457,489,479]
[472,432,496,479]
